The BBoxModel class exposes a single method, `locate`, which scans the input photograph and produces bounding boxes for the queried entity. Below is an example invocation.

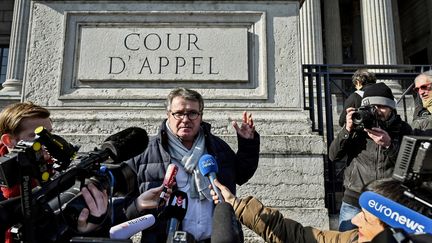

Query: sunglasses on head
[414,84,432,93]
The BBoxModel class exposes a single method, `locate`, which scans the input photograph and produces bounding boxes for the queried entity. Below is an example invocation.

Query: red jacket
[0,142,21,199]
[0,142,40,199]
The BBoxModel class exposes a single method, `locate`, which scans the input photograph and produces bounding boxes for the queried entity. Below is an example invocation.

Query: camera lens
[352,112,364,125]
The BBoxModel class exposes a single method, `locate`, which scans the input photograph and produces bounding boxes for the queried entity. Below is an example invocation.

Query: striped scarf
[165,121,211,200]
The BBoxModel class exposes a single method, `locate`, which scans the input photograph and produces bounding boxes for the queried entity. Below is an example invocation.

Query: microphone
[159,164,179,207]
[211,202,244,243]
[101,126,149,163]
[51,127,150,226]
[198,154,224,203]
[359,191,432,234]
[109,214,155,240]
[163,190,188,243]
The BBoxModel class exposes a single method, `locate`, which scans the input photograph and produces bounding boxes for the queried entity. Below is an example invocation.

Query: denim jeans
[338,201,361,231]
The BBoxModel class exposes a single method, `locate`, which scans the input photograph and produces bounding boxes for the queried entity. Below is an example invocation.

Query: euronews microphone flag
[359,191,432,234]
[198,154,224,203]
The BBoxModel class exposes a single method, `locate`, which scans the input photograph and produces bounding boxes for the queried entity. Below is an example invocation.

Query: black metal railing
[302,64,432,213]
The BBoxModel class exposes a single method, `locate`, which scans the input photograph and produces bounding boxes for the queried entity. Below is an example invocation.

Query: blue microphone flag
[359,191,432,234]
[198,154,218,176]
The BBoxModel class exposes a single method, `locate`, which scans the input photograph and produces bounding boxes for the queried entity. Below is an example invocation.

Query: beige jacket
[233,196,359,243]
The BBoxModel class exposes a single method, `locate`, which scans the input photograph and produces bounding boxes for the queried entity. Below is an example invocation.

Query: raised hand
[232,111,255,139]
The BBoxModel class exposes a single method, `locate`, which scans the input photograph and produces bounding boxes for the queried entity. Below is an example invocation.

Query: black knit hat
[361,82,396,109]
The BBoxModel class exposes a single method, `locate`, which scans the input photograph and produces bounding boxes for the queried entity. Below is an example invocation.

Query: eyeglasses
[171,111,201,120]
[414,83,432,93]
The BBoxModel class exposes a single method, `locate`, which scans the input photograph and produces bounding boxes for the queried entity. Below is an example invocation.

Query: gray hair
[166,87,204,112]
[414,70,432,84]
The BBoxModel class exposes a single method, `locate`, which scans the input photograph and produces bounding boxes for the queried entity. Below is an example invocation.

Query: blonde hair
[0,102,50,136]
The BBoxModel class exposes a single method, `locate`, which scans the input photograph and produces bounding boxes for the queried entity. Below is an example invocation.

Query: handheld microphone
[109,214,155,240]
[163,190,188,243]
[359,191,432,234]
[159,164,178,207]
[198,154,224,203]
[211,202,244,243]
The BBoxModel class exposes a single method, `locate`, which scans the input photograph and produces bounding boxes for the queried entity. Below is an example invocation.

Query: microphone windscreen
[109,214,155,240]
[198,154,218,177]
[162,190,188,221]
[211,202,244,243]
[101,127,149,163]
[359,191,432,234]
[163,164,178,188]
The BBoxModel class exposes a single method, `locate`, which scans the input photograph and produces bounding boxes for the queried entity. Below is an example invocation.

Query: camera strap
[87,212,108,225]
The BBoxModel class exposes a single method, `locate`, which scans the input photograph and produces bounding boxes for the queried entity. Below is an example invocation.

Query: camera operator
[0,102,109,242]
[209,178,432,243]
[329,83,412,231]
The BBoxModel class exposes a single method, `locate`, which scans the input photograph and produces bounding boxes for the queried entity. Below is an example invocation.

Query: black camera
[0,126,148,243]
[352,105,377,130]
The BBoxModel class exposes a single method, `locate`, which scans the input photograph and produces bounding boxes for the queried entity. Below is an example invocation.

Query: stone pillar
[300,0,328,133]
[360,0,401,92]
[391,0,404,64]
[322,0,344,126]
[300,0,323,64]
[323,0,343,65]
[361,0,397,65]
[1,0,30,97]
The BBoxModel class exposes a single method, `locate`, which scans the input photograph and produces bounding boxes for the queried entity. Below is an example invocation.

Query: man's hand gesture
[232,111,255,139]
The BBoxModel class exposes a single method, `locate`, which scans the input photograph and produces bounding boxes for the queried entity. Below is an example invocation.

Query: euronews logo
[368,199,425,233]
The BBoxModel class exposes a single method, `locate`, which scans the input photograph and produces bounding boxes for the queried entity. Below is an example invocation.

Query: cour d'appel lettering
[108,56,219,75]
[108,32,220,75]
[123,32,202,52]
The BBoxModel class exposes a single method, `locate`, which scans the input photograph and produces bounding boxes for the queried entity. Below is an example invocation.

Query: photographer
[329,83,412,231]
[209,178,432,243]
[0,102,109,242]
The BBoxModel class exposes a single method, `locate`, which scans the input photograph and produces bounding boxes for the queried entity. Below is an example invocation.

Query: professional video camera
[393,136,432,186]
[0,126,148,243]
[351,105,378,130]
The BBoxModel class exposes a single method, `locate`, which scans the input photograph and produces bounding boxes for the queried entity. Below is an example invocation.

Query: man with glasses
[412,70,432,134]
[124,87,260,243]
